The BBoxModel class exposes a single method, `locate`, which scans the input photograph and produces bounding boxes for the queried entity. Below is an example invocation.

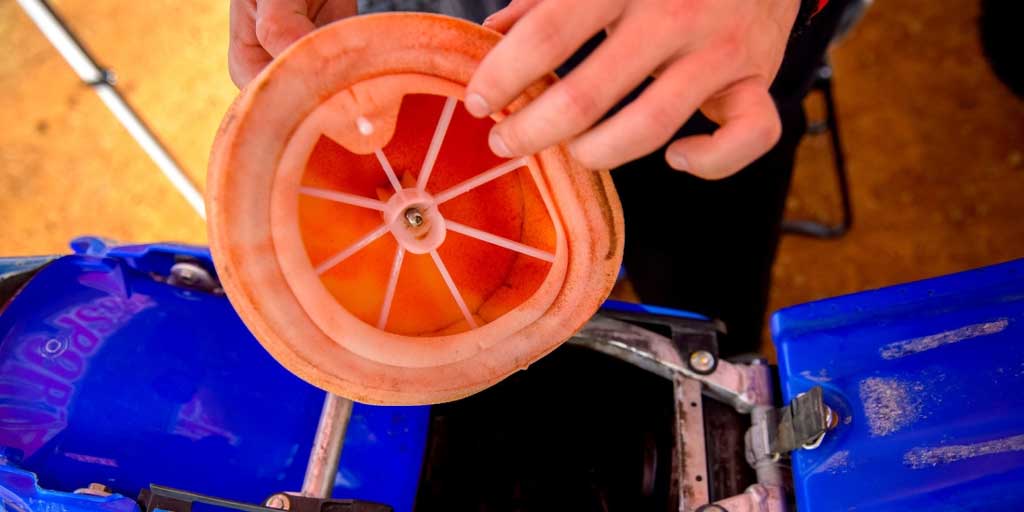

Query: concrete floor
[2,1,1022,350]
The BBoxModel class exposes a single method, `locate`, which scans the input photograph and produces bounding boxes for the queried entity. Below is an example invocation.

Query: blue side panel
[772,259,1024,511]
[0,242,428,512]
[334,406,428,512]
[0,463,140,512]
[600,299,708,321]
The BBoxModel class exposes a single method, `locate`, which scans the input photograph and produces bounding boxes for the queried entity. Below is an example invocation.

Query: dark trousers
[612,106,804,355]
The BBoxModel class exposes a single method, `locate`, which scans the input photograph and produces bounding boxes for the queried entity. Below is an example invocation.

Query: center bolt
[404,207,425,228]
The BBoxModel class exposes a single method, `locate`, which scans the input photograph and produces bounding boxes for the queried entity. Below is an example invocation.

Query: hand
[229,0,357,88]
[467,0,801,179]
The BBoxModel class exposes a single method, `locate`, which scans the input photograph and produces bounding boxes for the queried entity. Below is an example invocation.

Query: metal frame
[570,315,786,512]
[300,394,354,499]
[15,0,206,219]
[782,61,853,240]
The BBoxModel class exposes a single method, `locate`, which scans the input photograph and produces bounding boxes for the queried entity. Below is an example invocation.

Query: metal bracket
[568,310,783,511]
[674,375,710,511]
[570,315,773,412]
[770,387,835,454]
[137,485,391,512]
[265,493,392,512]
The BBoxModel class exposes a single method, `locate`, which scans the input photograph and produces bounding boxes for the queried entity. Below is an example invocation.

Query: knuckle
[556,84,600,124]
[660,0,690,25]
[523,13,566,57]
[572,145,606,170]
[645,104,685,142]
[254,15,286,51]
[499,120,532,155]
[716,35,747,66]
[253,16,275,47]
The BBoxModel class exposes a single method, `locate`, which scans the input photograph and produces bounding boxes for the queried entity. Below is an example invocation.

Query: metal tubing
[749,405,785,488]
[301,393,353,499]
[15,0,206,220]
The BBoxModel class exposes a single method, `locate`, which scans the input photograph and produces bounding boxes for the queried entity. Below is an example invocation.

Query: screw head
[178,269,197,285]
[688,350,717,374]
[169,262,218,292]
[42,338,64,356]
[404,207,425,228]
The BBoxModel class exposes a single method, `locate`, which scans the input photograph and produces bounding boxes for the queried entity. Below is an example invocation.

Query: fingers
[568,49,735,170]
[464,0,623,120]
[487,16,677,158]
[229,0,356,88]
[255,0,318,57]
[229,45,272,88]
[665,78,782,180]
[229,0,271,88]
[313,0,358,27]
[482,0,542,33]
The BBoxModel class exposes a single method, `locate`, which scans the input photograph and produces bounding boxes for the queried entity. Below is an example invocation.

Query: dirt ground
[2,0,1022,353]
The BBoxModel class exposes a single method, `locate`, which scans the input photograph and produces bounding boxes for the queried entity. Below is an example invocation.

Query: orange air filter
[207,13,624,405]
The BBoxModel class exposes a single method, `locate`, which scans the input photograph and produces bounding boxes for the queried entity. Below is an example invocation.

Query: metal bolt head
[168,262,219,292]
[689,350,716,374]
[42,338,64,356]
[179,268,197,285]
[265,494,290,510]
[824,405,840,430]
[404,207,425,228]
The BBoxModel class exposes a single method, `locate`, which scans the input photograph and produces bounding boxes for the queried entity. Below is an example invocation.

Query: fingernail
[482,15,495,27]
[464,92,491,118]
[489,130,512,157]
[667,150,690,171]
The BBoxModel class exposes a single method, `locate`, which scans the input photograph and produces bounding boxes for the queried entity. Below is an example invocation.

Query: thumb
[255,0,318,57]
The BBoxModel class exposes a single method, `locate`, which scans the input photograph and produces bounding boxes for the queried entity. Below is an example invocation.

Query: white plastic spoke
[300,186,386,211]
[447,221,555,263]
[417,97,458,190]
[434,158,529,204]
[375,149,402,193]
[377,247,405,329]
[315,225,388,275]
[429,250,478,328]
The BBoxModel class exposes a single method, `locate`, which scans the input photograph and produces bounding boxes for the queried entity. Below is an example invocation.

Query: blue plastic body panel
[0,240,428,512]
[0,463,140,512]
[600,299,708,321]
[773,258,1024,511]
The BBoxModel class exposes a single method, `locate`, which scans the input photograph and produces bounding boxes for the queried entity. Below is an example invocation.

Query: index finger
[464,0,623,119]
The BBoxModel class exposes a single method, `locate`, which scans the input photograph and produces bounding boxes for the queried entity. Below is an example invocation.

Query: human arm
[467,0,829,179]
